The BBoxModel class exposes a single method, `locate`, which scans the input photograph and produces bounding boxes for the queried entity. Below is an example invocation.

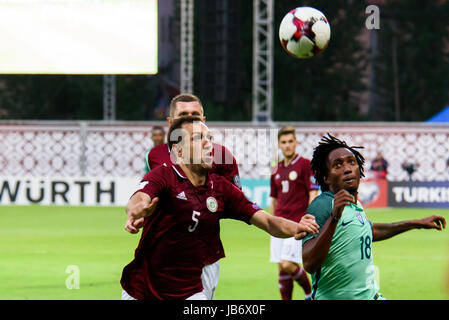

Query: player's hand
[294,214,320,240]
[128,197,159,219]
[125,217,144,234]
[332,190,355,221]
[416,215,446,230]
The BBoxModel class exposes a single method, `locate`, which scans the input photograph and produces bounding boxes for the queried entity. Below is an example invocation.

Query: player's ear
[172,144,180,155]
[201,116,206,122]
[171,144,182,163]
[166,117,173,125]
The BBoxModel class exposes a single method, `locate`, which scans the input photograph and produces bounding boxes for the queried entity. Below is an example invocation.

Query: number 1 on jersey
[281,180,289,193]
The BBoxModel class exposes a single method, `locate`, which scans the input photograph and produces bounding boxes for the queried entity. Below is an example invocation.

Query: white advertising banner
[0,0,158,74]
[0,176,142,206]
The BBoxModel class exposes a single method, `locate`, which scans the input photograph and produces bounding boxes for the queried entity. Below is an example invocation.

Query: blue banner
[241,179,271,209]
[388,181,449,208]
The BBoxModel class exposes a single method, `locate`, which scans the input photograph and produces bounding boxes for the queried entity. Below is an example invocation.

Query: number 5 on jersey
[188,211,201,232]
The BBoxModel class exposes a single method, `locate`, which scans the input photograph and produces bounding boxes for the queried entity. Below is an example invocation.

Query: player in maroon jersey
[120,117,320,300]
[144,93,240,299]
[270,126,319,300]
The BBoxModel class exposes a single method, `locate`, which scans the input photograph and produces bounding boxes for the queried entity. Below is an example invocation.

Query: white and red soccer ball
[279,7,331,59]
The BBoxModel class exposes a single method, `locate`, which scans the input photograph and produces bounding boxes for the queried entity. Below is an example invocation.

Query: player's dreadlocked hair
[311,133,365,191]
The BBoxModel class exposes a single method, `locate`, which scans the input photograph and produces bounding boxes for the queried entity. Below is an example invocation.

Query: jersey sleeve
[221,179,259,224]
[134,166,169,199]
[270,172,278,198]
[302,194,333,245]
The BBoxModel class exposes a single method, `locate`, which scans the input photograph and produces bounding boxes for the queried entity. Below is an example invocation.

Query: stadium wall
[1,121,449,207]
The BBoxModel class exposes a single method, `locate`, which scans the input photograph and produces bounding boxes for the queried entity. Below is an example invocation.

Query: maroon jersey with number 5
[270,154,318,223]
[120,164,258,300]
[146,142,241,265]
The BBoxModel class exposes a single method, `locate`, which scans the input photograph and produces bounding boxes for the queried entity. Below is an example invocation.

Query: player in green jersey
[302,134,446,300]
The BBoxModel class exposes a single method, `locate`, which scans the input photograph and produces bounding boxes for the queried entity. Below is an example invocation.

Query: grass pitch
[0,206,448,300]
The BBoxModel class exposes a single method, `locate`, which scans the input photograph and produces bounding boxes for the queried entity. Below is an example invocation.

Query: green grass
[0,206,448,300]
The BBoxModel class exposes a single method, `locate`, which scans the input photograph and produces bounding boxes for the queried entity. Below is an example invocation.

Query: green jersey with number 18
[302,191,379,300]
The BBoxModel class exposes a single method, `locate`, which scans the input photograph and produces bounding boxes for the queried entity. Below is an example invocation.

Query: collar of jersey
[172,165,187,179]
[281,153,300,168]
[171,164,212,189]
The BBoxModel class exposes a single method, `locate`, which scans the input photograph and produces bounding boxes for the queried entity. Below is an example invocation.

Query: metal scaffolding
[252,0,273,123]
[180,0,194,94]
[103,75,116,120]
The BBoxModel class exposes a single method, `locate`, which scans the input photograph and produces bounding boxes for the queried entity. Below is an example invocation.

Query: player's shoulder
[143,162,171,178]
[148,143,169,156]
[271,161,283,175]
[271,166,279,176]
[294,156,312,168]
[307,191,333,216]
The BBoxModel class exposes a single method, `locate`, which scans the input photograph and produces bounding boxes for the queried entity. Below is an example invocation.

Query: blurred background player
[269,126,319,300]
[302,134,446,300]
[143,93,240,300]
[121,116,320,300]
[143,126,166,174]
[370,151,388,179]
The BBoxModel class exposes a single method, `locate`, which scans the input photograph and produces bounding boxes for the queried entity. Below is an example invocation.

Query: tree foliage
[373,0,449,121]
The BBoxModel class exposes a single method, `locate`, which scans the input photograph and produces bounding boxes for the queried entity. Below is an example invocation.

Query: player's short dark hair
[278,126,296,141]
[152,126,165,134]
[167,115,203,150]
[169,94,204,118]
[311,133,365,191]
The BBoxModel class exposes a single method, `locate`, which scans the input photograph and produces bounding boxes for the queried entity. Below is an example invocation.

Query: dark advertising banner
[388,181,449,208]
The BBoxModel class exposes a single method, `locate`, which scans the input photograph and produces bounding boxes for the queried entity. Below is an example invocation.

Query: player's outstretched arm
[372,215,446,242]
[124,192,159,234]
[269,197,277,215]
[302,190,354,274]
[250,210,319,239]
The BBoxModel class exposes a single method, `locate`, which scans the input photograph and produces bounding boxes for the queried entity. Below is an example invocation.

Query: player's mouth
[343,176,357,184]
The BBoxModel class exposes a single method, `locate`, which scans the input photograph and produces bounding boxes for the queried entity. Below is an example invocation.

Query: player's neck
[283,153,298,166]
[180,163,207,186]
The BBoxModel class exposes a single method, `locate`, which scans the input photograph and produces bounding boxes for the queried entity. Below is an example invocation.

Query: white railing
[1,121,449,181]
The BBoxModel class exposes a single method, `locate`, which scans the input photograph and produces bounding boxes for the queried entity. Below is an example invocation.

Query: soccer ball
[279,7,331,59]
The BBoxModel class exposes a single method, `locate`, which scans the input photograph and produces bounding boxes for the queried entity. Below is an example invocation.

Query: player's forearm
[126,192,151,218]
[302,217,338,274]
[269,198,277,215]
[266,216,299,238]
[372,220,420,242]
[251,211,296,238]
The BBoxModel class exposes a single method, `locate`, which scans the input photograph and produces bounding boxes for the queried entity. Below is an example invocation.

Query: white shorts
[121,289,208,301]
[270,236,303,264]
[121,290,137,300]
[120,260,220,301]
[201,260,220,300]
